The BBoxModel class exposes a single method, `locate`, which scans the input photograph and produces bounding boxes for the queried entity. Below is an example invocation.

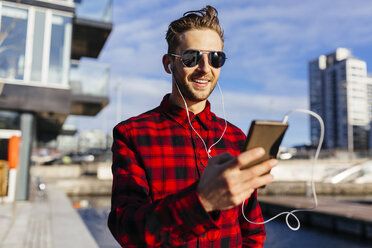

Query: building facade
[309,48,371,152]
[0,0,112,201]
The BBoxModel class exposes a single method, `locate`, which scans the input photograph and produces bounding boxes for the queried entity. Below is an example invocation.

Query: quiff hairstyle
[165,5,224,54]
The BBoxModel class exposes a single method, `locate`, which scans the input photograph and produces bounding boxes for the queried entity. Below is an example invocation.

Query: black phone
[240,120,288,170]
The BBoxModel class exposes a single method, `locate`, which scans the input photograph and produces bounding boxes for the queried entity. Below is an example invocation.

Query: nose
[197,54,211,73]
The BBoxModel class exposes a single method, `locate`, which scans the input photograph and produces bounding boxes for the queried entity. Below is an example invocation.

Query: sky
[73,0,372,148]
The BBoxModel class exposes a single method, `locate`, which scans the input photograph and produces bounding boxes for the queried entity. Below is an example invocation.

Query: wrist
[197,189,214,212]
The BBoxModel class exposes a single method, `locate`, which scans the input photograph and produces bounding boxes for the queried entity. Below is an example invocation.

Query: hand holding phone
[240,120,288,170]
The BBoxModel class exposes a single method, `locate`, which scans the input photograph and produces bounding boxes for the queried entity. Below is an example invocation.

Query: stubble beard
[174,73,217,103]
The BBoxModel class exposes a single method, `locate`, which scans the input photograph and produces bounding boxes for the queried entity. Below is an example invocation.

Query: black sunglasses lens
[181,50,225,68]
[182,50,201,67]
[209,51,225,68]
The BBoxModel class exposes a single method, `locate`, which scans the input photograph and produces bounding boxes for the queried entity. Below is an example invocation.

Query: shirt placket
[191,118,210,176]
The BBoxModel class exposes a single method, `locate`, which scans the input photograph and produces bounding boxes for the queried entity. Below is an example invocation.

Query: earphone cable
[172,73,227,159]
[241,109,324,231]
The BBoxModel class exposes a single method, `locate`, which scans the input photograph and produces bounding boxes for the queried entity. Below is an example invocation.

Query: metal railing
[74,0,112,23]
[69,60,109,98]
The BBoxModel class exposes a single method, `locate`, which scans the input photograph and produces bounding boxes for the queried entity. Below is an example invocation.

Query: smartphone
[240,120,288,170]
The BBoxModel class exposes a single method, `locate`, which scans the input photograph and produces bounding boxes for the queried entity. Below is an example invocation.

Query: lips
[194,79,208,83]
[192,78,209,88]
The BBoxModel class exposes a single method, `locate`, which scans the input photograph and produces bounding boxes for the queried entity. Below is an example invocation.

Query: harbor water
[74,196,372,248]
[264,219,372,248]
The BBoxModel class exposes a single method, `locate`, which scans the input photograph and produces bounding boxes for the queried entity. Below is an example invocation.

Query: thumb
[209,152,234,165]
[207,152,235,173]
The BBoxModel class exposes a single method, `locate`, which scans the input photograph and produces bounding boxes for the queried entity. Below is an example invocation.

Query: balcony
[74,0,112,22]
[71,0,113,59]
[3,0,75,12]
[69,60,109,116]
[53,0,74,3]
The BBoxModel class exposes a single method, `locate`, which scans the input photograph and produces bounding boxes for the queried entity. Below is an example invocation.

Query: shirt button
[200,162,204,167]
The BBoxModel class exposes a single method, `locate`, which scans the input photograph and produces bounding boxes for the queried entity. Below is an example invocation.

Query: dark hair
[165,5,224,54]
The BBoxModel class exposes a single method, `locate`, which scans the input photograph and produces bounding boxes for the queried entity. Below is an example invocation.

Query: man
[108,5,277,247]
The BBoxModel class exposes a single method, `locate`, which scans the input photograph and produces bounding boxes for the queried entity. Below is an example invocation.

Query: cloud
[217,0,372,94]
[72,76,170,134]
[103,0,372,92]
[84,1,372,147]
[100,17,167,77]
[110,76,171,119]
[208,86,309,146]
[76,75,309,146]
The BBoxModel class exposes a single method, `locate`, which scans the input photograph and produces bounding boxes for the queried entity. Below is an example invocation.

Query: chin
[190,92,212,102]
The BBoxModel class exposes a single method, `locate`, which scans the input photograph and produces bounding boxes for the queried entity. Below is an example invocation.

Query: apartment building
[0,0,112,201]
[309,48,371,152]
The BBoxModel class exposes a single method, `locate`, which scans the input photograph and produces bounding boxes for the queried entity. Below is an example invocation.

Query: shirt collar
[159,94,212,130]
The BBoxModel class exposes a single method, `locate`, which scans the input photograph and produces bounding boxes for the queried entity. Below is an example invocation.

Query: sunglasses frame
[169,49,226,68]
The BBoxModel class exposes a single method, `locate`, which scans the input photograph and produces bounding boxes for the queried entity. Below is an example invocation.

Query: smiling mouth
[192,79,209,88]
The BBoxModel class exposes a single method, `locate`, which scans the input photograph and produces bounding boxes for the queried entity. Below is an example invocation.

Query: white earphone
[170,65,228,159]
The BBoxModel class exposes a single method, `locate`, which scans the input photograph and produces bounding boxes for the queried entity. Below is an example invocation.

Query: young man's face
[170,29,223,104]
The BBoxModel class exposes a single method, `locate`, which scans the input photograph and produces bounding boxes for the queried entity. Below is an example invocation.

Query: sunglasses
[169,49,226,68]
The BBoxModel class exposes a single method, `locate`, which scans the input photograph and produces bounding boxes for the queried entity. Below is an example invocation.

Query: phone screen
[240,120,288,170]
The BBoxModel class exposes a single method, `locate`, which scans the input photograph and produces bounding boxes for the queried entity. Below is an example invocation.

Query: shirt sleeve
[239,190,266,247]
[108,124,220,247]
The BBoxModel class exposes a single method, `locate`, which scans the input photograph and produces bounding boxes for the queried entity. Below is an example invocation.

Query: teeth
[194,80,208,83]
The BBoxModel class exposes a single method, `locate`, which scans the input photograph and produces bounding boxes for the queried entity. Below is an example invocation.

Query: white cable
[173,76,227,159]
[242,109,324,231]
[210,83,228,153]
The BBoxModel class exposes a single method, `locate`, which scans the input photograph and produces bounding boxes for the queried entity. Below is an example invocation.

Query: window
[0,5,28,80]
[0,111,20,129]
[0,3,72,86]
[48,14,71,85]
[30,10,46,81]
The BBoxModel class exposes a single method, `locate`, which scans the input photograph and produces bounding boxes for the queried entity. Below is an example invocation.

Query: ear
[162,54,172,74]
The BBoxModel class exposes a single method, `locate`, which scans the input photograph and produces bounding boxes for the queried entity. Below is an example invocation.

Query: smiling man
[108,5,277,247]
[166,28,222,113]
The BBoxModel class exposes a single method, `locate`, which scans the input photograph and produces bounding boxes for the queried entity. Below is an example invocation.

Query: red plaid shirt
[108,94,266,247]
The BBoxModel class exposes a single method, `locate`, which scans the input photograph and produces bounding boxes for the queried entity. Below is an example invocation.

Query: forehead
[177,29,223,52]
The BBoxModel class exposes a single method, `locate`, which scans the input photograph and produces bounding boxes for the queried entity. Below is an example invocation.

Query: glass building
[309,48,371,152]
[0,0,112,201]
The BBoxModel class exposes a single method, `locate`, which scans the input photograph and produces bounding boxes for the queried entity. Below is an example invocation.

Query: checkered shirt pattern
[108,94,266,247]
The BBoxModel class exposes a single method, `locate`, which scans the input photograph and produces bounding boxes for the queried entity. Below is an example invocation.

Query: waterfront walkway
[2,170,372,247]
[0,186,99,248]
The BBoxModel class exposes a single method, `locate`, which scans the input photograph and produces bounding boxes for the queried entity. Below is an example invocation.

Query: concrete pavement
[0,186,99,248]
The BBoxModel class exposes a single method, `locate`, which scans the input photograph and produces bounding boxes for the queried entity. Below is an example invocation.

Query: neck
[169,92,207,114]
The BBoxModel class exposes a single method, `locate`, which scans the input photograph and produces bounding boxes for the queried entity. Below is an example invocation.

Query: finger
[249,173,275,189]
[234,147,265,169]
[235,162,276,192]
[236,172,275,196]
[243,159,278,178]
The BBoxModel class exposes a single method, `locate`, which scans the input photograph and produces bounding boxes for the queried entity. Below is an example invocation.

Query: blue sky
[74,0,372,147]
